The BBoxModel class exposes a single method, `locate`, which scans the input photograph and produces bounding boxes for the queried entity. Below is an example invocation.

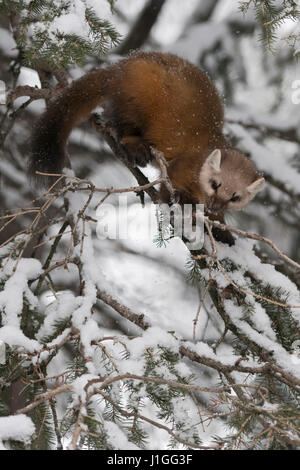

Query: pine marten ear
[206,149,221,172]
[247,177,265,195]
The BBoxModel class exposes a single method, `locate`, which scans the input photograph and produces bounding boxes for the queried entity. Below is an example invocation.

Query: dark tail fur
[29,69,108,187]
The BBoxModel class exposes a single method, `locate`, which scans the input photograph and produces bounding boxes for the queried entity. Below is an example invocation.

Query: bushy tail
[29,69,107,187]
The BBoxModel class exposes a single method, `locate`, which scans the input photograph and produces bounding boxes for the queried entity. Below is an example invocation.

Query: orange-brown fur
[30,51,227,201]
[116,54,225,159]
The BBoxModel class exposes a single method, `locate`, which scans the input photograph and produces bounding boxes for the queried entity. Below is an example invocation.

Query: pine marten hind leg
[91,100,152,167]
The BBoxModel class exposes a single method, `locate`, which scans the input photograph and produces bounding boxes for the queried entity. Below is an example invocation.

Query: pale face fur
[199,149,265,214]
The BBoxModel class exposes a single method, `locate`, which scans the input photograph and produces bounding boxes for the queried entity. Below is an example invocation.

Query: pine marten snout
[30,51,265,234]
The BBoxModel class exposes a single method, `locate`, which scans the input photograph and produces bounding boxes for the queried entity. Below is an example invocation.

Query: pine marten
[30,51,264,242]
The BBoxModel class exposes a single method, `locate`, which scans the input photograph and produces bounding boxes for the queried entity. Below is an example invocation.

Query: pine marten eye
[211,180,220,191]
[231,193,240,202]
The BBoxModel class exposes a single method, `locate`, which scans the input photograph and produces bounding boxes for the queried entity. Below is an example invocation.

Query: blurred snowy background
[0,0,300,449]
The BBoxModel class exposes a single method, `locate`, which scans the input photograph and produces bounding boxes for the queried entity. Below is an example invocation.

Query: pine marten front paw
[120,136,152,167]
[211,226,235,246]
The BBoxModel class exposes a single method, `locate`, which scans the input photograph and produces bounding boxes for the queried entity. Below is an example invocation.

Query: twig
[97,288,151,330]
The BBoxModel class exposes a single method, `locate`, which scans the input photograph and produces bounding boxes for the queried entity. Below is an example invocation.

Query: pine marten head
[199,149,265,214]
